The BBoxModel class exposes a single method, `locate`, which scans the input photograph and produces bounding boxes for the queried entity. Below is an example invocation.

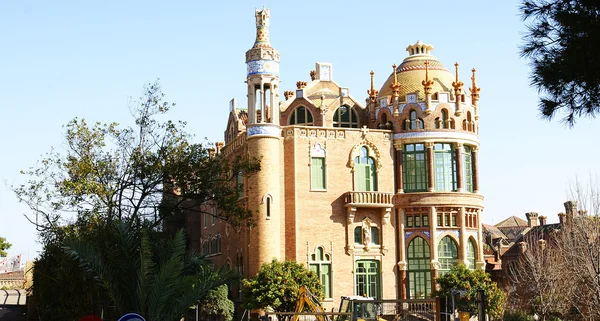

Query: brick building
[193,8,485,309]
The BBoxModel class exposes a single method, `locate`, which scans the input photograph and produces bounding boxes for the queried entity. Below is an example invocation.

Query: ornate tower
[373,41,484,299]
[245,8,282,276]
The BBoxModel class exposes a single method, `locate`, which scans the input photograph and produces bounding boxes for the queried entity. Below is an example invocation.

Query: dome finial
[367,70,378,100]
[452,62,464,95]
[390,64,401,97]
[470,68,481,103]
[422,61,434,95]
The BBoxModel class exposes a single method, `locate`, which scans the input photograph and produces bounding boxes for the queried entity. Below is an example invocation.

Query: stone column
[397,207,408,299]
[430,206,439,280]
[346,207,357,254]
[472,146,480,193]
[396,145,404,193]
[459,207,467,265]
[426,142,435,192]
[454,143,463,192]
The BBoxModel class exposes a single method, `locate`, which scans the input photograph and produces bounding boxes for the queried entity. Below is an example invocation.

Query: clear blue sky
[1,0,598,259]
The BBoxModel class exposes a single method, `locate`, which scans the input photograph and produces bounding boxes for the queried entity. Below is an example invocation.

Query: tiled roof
[0,271,24,280]
[495,216,528,228]
[482,224,506,240]
[498,226,529,242]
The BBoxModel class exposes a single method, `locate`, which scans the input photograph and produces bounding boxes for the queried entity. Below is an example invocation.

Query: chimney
[539,215,547,226]
[564,201,578,225]
[526,212,539,227]
[558,212,566,225]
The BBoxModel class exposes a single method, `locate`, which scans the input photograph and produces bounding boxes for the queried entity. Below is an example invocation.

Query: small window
[407,216,413,228]
[266,196,271,218]
[311,157,326,190]
[414,216,421,227]
[354,226,363,244]
[371,227,380,245]
[437,214,442,227]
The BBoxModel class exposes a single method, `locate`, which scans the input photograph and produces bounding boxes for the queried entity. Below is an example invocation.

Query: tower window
[289,106,314,125]
[463,145,474,192]
[311,157,326,190]
[405,110,424,130]
[434,143,457,192]
[407,237,432,299]
[266,196,271,218]
[333,105,359,128]
[403,144,427,192]
[438,236,458,276]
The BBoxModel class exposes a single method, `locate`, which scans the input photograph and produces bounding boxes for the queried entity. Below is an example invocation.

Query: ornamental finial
[470,68,481,103]
[367,70,378,100]
[390,64,401,97]
[252,8,272,49]
[422,61,434,95]
[452,62,464,95]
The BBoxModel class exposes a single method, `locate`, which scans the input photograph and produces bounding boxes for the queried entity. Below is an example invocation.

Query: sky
[0,0,598,260]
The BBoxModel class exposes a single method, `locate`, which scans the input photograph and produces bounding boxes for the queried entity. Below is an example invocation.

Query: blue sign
[118,313,146,321]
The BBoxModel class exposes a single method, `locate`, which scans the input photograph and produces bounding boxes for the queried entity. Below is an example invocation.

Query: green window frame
[289,106,314,125]
[311,157,326,190]
[438,236,458,276]
[434,143,457,191]
[333,105,359,128]
[237,171,244,199]
[355,260,380,299]
[407,216,413,228]
[423,215,429,227]
[463,145,474,192]
[467,239,476,270]
[309,247,332,298]
[354,147,377,191]
[403,143,428,192]
[407,237,432,299]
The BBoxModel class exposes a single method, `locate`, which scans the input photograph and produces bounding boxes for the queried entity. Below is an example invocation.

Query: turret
[245,8,282,275]
[367,70,378,123]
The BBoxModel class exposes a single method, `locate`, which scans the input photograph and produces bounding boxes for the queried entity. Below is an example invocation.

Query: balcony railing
[345,191,394,208]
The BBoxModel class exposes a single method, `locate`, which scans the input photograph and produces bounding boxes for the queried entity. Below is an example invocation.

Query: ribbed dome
[378,41,456,101]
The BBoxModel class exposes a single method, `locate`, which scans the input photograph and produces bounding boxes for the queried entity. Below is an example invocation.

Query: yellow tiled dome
[378,41,456,101]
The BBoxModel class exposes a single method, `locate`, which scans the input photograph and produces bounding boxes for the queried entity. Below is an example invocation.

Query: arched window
[309,247,332,298]
[354,225,380,245]
[438,236,458,276]
[333,105,359,128]
[210,238,217,254]
[354,147,377,191]
[440,109,448,128]
[467,111,473,132]
[202,240,209,254]
[289,106,314,125]
[407,237,431,299]
[217,234,222,254]
[405,109,424,130]
[467,238,476,270]
[378,113,388,129]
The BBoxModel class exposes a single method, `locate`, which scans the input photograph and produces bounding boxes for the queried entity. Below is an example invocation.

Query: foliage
[199,284,235,321]
[435,264,506,319]
[0,236,11,257]
[63,220,237,321]
[503,310,535,321]
[242,259,323,315]
[13,80,259,237]
[520,0,600,126]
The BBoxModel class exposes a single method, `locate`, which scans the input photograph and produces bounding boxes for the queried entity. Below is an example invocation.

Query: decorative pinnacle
[252,8,272,49]
[296,81,308,89]
[283,90,294,100]
[452,62,464,95]
[422,61,434,95]
[310,70,316,81]
[367,70,378,100]
[390,64,401,97]
[469,68,481,102]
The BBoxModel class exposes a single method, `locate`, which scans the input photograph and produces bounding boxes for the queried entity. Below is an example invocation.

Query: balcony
[344,191,394,208]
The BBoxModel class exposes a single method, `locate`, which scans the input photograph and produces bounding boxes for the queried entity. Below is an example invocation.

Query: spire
[367,70,378,101]
[390,64,401,97]
[252,8,272,49]
[452,62,464,96]
[422,61,434,95]
[469,68,481,103]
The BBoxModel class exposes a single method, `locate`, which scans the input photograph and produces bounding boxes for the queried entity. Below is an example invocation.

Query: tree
[520,0,600,126]
[198,284,235,321]
[0,236,11,257]
[435,264,506,319]
[64,220,236,321]
[507,229,572,320]
[242,259,323,320]
[13,80,259,235]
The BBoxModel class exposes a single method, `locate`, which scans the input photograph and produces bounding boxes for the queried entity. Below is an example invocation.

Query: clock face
[320,65,330,80]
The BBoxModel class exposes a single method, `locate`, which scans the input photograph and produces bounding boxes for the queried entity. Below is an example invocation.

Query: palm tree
[64,221,236,321]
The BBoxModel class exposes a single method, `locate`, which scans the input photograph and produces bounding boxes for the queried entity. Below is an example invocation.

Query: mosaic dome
[378,41,456,101]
